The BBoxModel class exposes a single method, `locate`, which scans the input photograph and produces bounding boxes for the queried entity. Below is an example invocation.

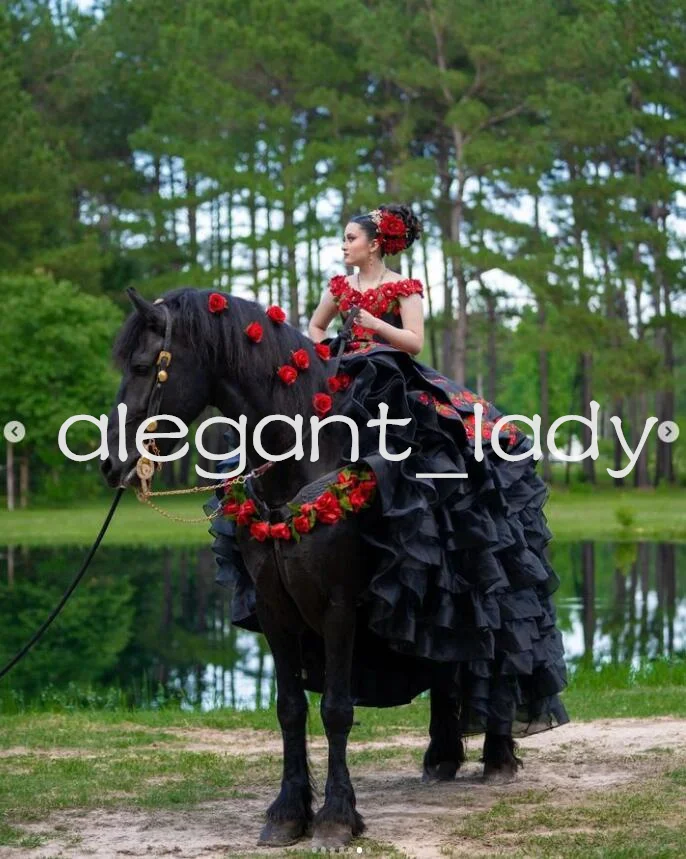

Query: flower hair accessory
[208,292,228,313]
[369,208,408,255]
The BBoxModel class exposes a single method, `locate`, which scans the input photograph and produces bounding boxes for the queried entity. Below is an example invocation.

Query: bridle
[124,298,360,522]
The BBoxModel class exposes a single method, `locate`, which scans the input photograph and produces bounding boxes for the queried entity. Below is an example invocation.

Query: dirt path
[3,717,685,859]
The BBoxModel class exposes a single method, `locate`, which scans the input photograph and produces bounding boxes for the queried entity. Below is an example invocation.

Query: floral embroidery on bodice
[329,275,424,316]
[329,275,424,345]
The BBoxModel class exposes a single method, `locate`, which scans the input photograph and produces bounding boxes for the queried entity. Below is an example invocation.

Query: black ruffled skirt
[204,343,569,737]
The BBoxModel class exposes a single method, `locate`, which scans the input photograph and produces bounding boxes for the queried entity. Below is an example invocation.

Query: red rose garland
[221,466,377,542]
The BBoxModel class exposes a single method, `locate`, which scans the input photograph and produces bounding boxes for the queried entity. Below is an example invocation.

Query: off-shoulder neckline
[330,274,421,295]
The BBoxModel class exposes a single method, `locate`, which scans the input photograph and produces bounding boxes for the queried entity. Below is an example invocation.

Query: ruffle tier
[204,343,569,737]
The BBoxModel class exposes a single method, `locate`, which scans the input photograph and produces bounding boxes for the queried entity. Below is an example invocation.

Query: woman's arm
[355,294,424,356]
[308,290,340,342]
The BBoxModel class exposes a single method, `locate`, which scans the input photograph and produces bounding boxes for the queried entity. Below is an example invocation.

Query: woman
[207,203,569,738]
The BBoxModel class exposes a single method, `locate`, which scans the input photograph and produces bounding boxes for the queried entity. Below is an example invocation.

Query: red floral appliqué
[329,275,423,318]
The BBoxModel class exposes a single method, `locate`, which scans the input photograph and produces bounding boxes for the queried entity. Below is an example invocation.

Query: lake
[0,541,683,710]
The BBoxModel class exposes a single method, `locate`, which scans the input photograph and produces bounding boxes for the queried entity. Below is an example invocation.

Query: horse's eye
[131,364,150,376]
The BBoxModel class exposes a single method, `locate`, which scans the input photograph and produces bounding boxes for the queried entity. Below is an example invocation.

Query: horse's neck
[213,378,343,507]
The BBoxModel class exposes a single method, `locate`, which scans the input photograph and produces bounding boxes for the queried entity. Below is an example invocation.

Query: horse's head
[101,287,215,487]
[101,285,340,491]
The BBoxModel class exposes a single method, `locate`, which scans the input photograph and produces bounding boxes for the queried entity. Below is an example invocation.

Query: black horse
[101,286,521,849]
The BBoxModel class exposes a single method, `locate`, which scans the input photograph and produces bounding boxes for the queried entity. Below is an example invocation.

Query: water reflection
[558,541,683,668]
[0,541,683,709]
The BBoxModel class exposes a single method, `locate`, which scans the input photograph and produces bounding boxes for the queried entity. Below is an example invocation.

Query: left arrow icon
[3,421,26,443]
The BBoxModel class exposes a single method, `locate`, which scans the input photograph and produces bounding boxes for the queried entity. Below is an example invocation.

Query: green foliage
[0,0,682,498]
[0,274,122,468]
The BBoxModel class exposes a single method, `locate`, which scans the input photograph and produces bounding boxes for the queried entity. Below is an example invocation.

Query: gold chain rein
[133,441,248,524]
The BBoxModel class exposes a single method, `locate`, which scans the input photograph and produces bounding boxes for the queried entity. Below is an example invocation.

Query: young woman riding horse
[102,202,568,850]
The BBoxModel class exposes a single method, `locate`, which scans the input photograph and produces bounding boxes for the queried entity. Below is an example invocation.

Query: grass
[0,484,685,545]
[2,660,685,742]
[0,662,684,855]
[446,773,686,858]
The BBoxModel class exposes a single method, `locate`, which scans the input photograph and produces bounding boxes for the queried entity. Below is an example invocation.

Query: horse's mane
[112,287,332,417]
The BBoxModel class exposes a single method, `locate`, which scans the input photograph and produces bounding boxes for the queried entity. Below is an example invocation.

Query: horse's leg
[257,601,312,847]
[311,602,364,850]
[482,731,523,782]
[422,668,466,782]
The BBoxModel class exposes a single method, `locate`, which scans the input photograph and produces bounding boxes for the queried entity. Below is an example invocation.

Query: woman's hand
[354,308,380,331]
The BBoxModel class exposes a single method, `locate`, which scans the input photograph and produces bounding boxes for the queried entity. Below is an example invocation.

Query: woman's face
[342,221,378,267]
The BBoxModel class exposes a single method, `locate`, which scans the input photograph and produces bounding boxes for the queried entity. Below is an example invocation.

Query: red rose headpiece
[369,208,408,255]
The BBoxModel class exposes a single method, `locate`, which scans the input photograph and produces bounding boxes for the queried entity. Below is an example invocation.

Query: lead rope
[0,487,126,681]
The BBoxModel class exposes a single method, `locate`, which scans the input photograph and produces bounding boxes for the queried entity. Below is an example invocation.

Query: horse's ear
[126,287,165,327]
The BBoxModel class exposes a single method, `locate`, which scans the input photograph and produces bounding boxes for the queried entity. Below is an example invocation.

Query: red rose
[379,212,406,237]
[250,521,270,541]
[340,298,351,312]
[208,292,228,313]
[337,373,351,390]
[383,237,407,255]
[245,321,263,343]
[300,502,314,514]
[358,479,377,499]
[266,305,286,323]
[269,522,292,540]
[293,514,313,534]
[221,500,241,518]
[327,375,341,393]
[236,499,257,525]
[278,365,298,385]
[348,487,368,510]
[315,343,330,360]
[291,348,310,369]
[312,392,333,416]
[313,491,343,524]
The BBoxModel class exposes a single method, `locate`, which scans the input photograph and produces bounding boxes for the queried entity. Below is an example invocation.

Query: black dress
[204,275,569,737]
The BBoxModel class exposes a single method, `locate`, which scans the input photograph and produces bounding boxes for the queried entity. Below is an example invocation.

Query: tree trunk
[19,454,29,508]
[421,228,438,367]
[284,202,299,327]
[580,351,596,484]
[186,173,198,265]
[538,306,552,484]
[450,170,467,385]
[6,443,14,512]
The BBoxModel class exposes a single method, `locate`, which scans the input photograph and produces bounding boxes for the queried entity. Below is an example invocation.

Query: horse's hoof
[258,818,306,847]
[422,760,459,783]
[483,763,518,784]
[311,821,354,850]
